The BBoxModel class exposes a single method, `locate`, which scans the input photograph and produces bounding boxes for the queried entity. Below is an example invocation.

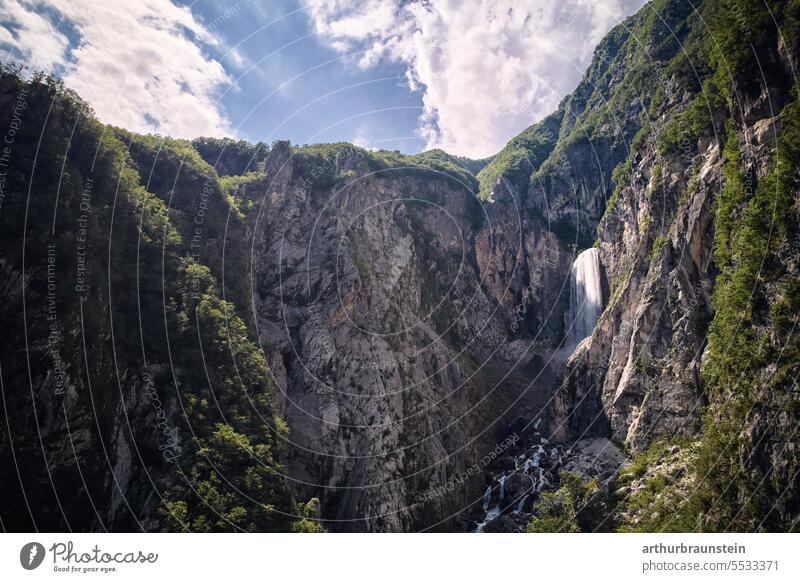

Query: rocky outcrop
[550,18,799,454]
[248,145,567,531]
[551,132,719,451]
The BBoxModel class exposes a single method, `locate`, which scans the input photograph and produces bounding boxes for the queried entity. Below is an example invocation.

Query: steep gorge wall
[542,0,800,531]
[245,143,572,530]
[549,0,799,450]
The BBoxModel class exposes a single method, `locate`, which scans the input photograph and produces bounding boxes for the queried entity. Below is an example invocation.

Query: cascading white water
[472,443,556,532]
[569,247,604,345]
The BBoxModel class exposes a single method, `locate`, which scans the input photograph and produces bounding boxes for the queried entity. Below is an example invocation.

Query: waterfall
[569,247,603,345]
[482,486,492,511]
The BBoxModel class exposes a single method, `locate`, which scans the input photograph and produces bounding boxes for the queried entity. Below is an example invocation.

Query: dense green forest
[0,64,308,531]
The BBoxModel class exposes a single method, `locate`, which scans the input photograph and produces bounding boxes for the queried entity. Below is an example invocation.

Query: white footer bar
[1,533,797,581]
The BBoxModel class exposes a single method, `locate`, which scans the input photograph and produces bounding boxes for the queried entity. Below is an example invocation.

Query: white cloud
[351,124,379,150]
[0,0,233,138]
[0,0,69,71]
[304,0,646,158]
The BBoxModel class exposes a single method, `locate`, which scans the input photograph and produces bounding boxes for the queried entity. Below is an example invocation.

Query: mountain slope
[544,0,800,531]
[0,68,300,532]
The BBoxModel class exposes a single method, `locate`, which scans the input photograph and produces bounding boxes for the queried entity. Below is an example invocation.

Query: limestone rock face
[248,146,568,531]
[550,69,798,456]
[550,136,720,451]
[245,1,800,529]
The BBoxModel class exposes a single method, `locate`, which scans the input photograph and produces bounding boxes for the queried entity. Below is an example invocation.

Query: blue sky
[182,0,424,153]
[1,0,646,158]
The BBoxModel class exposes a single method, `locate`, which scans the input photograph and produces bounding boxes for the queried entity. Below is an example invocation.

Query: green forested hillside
[0,65,301,531]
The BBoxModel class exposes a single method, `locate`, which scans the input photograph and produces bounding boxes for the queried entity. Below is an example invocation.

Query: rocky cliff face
[542,0,800,531]
[245,142,570,530]
[243,0,800,530]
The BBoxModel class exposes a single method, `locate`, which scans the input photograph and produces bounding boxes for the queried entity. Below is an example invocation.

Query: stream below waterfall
[472,420,562,533]
[471,249,608,532]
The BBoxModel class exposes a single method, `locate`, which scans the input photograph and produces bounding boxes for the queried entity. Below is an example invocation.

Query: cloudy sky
[0,0,646,158]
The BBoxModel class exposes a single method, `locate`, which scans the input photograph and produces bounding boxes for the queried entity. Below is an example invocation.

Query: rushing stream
[473,443,557,532]
[473,419,561,532]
